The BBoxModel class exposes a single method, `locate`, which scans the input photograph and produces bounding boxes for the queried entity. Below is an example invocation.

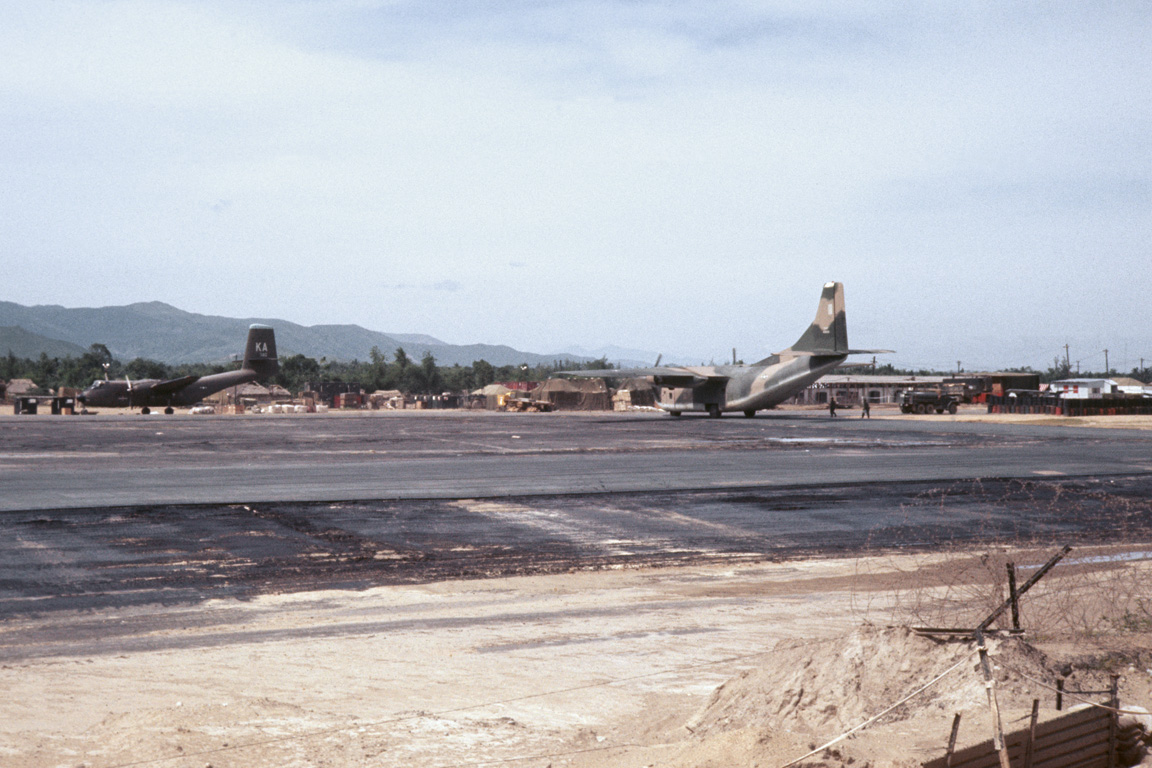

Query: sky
[2,1,1149,372]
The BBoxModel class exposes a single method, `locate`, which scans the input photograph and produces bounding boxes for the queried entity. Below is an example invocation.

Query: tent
[533,378,612,411]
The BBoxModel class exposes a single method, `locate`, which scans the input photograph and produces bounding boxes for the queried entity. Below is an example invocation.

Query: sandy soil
[3,548,1150,768]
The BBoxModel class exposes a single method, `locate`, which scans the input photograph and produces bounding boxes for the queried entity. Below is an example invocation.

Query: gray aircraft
[566,282,888,417]
[79,325,278,414]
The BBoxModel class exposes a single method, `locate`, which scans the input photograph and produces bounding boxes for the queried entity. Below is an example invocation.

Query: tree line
[0,344,613,396]
[6,345,1147,397]
[871,361,1151,384]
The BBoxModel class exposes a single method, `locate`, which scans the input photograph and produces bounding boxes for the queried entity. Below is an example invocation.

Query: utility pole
[1104,349,1109,375]
[957,361,962,375]
[1064,343,1070,369]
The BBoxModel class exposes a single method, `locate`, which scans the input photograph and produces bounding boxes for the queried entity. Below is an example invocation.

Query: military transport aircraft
[79,325,278,414]
[565,282,888,417]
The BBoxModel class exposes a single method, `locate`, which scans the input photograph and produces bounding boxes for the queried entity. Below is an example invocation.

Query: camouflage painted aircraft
[79,325,278,414]
[566,282,888,417]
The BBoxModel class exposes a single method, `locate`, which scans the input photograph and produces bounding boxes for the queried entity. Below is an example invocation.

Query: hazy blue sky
[2,1,1149,371]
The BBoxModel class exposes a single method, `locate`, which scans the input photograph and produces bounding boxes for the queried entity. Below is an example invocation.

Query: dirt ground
[3,546,1150,768]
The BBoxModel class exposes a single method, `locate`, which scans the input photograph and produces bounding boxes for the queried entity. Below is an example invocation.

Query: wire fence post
[1022,698,1039,768]
[945,712,962,768]
[1108,674,1119,767]
[976,630,1012,768]
[1056,677,1064,711]
[977,545,1071,633]
[1006,562,1020,631]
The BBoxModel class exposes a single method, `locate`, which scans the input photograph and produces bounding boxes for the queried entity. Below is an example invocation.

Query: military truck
[898,389,959,415]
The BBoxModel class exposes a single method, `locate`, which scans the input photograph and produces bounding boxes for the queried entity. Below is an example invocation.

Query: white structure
[1049,379,1118,399]
[1112,377,1152,396]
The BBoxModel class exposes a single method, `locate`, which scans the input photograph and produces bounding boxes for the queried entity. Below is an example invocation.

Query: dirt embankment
[4,551,1152,768]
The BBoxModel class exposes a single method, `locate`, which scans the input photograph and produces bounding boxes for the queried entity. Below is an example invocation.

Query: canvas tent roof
[534,378,608,394]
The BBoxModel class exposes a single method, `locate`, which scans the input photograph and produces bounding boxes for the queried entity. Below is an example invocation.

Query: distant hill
[0,301,596,367]
[0,326,88,359]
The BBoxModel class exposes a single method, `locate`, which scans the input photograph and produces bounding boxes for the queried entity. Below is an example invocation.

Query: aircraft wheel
[141,406,151,415]
[707,404,721,418]
[669,411,683,417]
[164,407,174,415]
[744,410,756,418]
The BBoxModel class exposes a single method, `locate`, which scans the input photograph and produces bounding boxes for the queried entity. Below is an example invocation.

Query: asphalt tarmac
[2,410,1151,620]
[3,410,1151,510]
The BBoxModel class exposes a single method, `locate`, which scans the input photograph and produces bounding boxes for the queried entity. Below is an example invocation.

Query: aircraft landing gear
[744,409,756,418]
[706,404,722,418]
[669,411,683,417]
[141,406,151,415]
[164,406,174,415]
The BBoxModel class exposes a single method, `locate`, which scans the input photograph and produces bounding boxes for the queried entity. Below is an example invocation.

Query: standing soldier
[861,398,871,419]
[829,396,837,417]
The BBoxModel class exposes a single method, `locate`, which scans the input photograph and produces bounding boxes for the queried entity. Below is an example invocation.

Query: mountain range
[0,301,646,368]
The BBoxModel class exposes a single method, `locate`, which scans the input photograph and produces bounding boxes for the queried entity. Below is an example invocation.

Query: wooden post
[976,631,1012,768]
[1108,674,1120,768]
[945,713,962,768]
[1056,677,1064,711]
[1023,699,1039,768]
[1006,562,1020,631]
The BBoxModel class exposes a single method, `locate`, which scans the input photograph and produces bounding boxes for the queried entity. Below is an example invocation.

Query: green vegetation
[0,345,614,396]
[871,361,1148,384]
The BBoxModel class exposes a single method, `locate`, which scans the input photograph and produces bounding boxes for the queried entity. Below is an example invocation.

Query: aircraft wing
[562,367,727,388]
[149,375,199,395]
[777,348,894,356]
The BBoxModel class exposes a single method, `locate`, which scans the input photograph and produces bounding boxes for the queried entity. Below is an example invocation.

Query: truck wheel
[948,402,958,414]
[914,404,925,414]
[901,406,911,414]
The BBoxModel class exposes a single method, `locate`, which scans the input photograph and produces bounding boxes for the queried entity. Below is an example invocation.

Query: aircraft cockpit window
[90,380,105,388]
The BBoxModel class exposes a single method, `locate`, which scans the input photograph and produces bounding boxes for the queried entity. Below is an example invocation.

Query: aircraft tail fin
[786,281,848,355]
[242,324,278,379]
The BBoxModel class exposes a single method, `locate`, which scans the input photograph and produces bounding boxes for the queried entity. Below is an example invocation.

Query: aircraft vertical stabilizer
[243,324,278,379]
[786,281,847,355]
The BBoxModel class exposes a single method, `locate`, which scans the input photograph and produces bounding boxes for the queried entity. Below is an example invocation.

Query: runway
[2,410,1151,618]
[2,410,1150,511]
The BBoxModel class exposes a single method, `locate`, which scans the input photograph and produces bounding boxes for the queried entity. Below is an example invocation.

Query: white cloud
[0,1,1149,368]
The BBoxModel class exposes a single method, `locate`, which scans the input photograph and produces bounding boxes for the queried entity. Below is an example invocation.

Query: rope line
[995,660,1148,716]
[778,649,978,768]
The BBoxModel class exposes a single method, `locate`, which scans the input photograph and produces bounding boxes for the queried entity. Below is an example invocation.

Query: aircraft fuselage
[80,370,259,409]
[655,354,846,415]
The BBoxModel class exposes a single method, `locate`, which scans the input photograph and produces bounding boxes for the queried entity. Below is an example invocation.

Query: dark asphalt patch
[2,476,1150,618]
